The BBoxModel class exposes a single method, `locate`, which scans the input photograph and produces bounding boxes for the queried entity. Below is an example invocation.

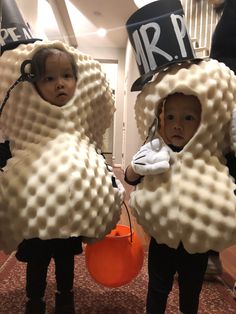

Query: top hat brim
[1,39,42,55]
[131,57,201,92]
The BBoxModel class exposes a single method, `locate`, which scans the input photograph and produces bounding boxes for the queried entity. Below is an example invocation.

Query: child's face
[35,52,77,107]
[163,93,201,148]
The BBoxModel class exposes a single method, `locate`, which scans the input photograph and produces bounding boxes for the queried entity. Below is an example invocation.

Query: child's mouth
[172,135,183,140]
[57,92,67,98]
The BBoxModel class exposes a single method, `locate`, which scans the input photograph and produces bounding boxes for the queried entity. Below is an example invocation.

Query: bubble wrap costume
[0,40,122,253]
[130,59,236,253]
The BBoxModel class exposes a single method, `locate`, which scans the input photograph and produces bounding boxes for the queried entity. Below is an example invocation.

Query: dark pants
[146,238,209,314]
[16,238,82,300]
[26,250,74,299]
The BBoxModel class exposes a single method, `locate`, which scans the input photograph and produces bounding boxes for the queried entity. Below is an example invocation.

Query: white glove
[230,108,236,152]
[107,165,125,202]
[114,177,125,202]
[131,139,170,176]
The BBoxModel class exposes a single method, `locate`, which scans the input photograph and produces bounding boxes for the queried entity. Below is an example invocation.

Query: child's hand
[107,165,125,202]
[131,139,170,176]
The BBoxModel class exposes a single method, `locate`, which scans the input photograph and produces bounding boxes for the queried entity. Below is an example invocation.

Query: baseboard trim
[113,164,122,168]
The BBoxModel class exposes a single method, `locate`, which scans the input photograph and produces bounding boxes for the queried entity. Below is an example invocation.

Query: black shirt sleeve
[0,141,12,168]
[225,151,236,181]
[124,167,143,186]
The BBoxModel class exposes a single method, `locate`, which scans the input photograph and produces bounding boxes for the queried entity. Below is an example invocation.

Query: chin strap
[0,59,35,116]
[20,59,36,83]
[0,75,24,115]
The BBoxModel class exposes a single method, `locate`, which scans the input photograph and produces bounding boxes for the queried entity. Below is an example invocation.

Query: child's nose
[173,120,183,130]
[56,78,64,89]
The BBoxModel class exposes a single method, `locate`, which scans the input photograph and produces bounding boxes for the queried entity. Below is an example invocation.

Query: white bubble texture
[0,41,121,253]
[130,60,236,253]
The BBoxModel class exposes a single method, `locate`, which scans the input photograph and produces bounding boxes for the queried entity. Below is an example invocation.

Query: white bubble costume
[0,41,122,253]
[130,60,236,253]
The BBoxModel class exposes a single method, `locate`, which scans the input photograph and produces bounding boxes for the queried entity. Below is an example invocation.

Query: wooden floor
[221,245,236,288]
[115,167,236,289]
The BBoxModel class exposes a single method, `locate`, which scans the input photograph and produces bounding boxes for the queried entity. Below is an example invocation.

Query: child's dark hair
[30,47,78,81]
[145,98,166,144]
[0,48,78,115]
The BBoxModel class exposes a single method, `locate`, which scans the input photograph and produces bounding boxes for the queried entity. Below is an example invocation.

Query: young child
[125,92,209,314]
[1,47,79,314]
[30,47,78,107]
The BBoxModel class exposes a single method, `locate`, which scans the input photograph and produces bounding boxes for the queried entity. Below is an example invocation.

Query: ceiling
[16,0,139,49]
[13,1,223,51]
[68,0,138,48]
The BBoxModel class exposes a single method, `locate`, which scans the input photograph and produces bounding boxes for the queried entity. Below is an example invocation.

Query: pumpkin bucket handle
[122,201,133,243]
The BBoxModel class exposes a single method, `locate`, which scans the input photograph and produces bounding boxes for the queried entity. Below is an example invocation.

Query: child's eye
[64,73,73,79]
[166,114,174,120]
[185,115,195,121]
[44,76,54,82]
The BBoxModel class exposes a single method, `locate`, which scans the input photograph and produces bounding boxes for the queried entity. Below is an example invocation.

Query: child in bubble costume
[127,59,236,253]
[205,0,236,280]
[125,58,236,313]
[0,41,123,313]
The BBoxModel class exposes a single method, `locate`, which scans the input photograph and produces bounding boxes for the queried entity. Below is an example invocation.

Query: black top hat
[1,0,41,55]
[210,0,236,74]
[126,0,199,91]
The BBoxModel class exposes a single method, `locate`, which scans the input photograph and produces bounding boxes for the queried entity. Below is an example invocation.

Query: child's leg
[54,252,74,293]
[16,238,51,313]
[177,244,208,314]
[26,256,51,298]
[25,252,51,314]
[25,298,46,314]
[146,238,177,314]
[25,241,51,300]
[53,244,75,314]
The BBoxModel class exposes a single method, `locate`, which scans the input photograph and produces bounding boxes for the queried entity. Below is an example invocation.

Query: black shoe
[25,298,46,314]
[55,291,75,314]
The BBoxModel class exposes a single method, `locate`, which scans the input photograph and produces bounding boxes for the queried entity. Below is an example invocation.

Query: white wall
[122,41,142,169]
[16,0,38,34]
[114,49,125,167]
[16,0,62,40]
[81,46,125,166]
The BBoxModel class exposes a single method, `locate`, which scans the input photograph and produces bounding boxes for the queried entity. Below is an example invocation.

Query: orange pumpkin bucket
[85,206,144,288]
